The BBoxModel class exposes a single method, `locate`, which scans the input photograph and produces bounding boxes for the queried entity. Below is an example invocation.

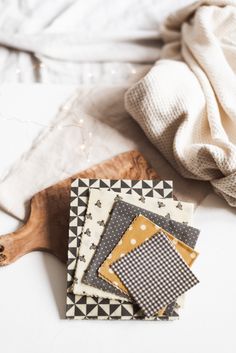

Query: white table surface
[0,85,236,353]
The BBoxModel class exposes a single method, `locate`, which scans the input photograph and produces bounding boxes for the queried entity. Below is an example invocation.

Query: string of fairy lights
[0,56,141,167]
[12,53,140,85]
[0,100,93,164]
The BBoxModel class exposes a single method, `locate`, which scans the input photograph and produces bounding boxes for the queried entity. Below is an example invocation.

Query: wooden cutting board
[0,151,159,266]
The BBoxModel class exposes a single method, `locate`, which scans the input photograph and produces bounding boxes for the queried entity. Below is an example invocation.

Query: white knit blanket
[125,0,236,206]
[0,0,192,85]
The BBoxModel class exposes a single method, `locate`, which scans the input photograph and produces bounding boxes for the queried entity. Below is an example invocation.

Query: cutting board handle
[0,224,30,266]
[0,151,159,266]
[0,214,46,266]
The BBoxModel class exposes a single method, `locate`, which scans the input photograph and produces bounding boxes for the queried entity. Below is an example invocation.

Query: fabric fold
[125,0,236,206]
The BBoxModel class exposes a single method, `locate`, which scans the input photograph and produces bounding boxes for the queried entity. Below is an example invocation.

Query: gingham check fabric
[111,232,199,317]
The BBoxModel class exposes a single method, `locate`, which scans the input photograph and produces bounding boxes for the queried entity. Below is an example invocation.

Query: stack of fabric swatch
[66,179,200,321]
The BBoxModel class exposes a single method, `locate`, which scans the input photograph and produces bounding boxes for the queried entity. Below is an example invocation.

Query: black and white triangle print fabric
[66,293,179,320]
[66,178,174,320]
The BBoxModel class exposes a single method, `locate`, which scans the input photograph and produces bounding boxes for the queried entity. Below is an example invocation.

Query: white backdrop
[0,0,235,351]
[0,84,235,353]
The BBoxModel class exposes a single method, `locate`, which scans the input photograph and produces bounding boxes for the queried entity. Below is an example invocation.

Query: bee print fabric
[82,200,200,298]
[111,233,199,317]
[72,180,174,301]
[98,214,198,295]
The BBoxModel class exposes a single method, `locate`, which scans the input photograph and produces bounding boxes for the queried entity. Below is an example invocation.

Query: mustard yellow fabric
[98,214,198,295]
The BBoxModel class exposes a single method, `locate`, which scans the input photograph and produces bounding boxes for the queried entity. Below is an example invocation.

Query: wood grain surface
[0,151,159,266]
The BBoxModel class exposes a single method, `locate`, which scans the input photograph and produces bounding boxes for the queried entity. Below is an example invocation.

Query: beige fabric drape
[125,0,236,206]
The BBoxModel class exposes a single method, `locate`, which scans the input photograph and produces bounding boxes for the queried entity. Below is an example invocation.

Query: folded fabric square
[67,178,179,321]
[82,200,200,300]
[72,180,173,301]
[111,233,199,317]
[99,214,198,295]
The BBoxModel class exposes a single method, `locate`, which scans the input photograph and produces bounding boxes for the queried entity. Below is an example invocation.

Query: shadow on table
[199,192,236,216]
[42,252,67,319]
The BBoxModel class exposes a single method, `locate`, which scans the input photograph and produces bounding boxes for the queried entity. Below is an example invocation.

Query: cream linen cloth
[125,0,236,207]
[0,87,131,221]
[0,85,210,223]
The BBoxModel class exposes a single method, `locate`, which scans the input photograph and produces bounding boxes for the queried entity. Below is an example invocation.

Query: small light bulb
[62,105,70,111]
